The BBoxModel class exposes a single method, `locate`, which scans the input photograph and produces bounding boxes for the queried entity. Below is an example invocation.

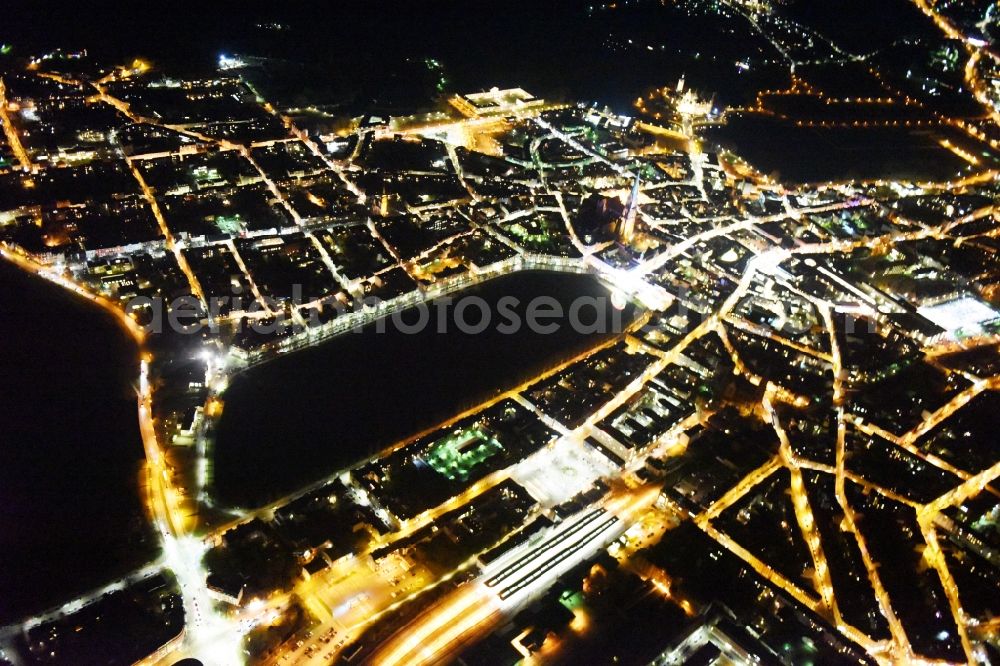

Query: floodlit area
[918,296,1000,338]
[511,436,616,507]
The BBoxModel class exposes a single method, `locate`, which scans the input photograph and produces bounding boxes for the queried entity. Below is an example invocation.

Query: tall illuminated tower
[619,172,640,241]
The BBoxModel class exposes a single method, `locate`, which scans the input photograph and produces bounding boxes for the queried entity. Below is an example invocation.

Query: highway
[909,0,1000,126]
[0,77,32,170]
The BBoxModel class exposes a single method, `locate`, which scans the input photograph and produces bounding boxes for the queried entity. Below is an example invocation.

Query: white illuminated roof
[918,296,1000,337]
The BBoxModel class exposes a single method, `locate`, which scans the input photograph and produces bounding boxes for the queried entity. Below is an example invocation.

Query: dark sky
[4,2,588,64]
[1,1,944,114]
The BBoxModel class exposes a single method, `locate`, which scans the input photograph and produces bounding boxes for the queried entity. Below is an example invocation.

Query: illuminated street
[1,2,1000,665]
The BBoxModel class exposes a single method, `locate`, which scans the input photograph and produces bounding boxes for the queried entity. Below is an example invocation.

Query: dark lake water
[212,270,633,508]
[0,260,156,625]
